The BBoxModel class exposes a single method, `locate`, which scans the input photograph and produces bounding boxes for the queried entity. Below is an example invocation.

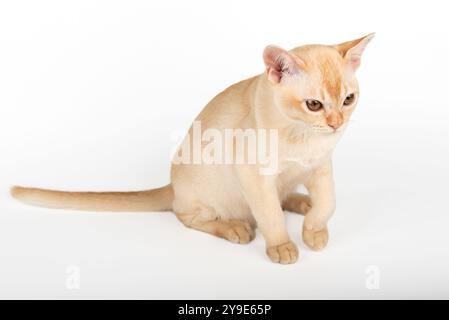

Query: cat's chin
[313,129,345,136]
[312,129,336,135]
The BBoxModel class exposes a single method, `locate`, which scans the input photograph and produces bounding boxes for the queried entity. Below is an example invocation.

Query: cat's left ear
[263,45,306,84]
[335,33,375,71]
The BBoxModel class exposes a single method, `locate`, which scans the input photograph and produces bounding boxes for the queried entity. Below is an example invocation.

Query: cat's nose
[328,122,343,131]
[326,112,344,131]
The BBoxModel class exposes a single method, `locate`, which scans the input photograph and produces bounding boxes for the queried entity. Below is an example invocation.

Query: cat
[11,34,374,264]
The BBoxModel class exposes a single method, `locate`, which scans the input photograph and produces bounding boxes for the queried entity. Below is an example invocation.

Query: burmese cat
[12,34,374,264]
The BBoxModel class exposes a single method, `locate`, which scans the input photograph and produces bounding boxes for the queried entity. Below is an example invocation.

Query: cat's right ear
[263,46,305,84]
[335,33,375,71]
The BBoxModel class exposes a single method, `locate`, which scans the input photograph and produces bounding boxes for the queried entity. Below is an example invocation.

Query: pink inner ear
[263,46,285,83]
[263,46,302,84]
[348,52,363,69]
[347,45,367,68]
[343,33,375,71]
[265,60,283,83]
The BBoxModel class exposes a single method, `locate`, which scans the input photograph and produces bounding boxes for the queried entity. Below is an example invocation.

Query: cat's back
[195,75,259,129]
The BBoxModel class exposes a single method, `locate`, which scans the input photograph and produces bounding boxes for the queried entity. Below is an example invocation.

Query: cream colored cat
[11,34,374,264]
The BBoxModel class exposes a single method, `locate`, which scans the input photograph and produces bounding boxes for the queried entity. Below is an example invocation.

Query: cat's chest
[279,133,342,172]
[275,134,340,194]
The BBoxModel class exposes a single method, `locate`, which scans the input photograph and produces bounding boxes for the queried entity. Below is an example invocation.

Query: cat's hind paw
[223,220,256,244]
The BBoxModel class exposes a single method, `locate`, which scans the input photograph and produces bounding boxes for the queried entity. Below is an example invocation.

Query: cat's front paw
[266,241,299,264]
[302,225,328,251]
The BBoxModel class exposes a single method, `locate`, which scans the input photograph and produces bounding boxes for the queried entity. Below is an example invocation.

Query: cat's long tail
[10,184,174,212]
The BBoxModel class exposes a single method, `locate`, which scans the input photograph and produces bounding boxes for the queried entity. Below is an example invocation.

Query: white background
[0,0,448,299]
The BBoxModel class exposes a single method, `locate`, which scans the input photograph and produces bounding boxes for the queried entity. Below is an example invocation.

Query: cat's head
[263,34,374,134]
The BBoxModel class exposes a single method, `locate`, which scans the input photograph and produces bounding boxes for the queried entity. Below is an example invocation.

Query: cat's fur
[11,34,374,264]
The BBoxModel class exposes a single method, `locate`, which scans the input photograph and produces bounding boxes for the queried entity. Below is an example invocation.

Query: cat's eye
[305,100,323,112]
[343,93,356,106]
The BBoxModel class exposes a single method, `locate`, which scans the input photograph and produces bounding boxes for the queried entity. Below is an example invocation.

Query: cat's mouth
[312,127,336,134]
[312,127,345,135]
[312,123,348,134]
